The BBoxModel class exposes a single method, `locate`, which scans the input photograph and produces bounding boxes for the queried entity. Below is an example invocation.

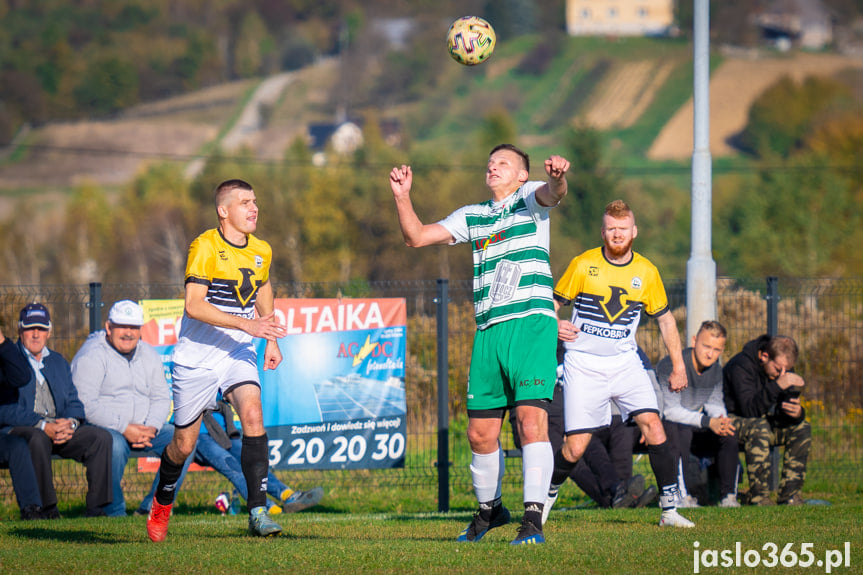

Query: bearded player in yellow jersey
[544,200,695,528]
[146,179,287,541]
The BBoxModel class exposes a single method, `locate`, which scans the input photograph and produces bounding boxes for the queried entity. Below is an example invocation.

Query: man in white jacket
[71,300,190,516]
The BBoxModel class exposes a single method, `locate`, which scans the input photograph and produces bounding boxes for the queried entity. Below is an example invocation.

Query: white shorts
[562,349,659,434]
[171,347,260,427]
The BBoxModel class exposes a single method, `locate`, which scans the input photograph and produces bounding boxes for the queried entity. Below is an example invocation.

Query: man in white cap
[71,299,191,517]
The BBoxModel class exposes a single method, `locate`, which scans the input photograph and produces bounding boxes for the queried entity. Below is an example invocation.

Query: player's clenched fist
[544,155,570,180]
[390,165,413,198]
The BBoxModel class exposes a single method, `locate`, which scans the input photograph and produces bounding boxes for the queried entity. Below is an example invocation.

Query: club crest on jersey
[599,286,640,325]
[234,268,259,308]
[255,255,263,268]
[218,250,228,261]
[631,276,642,289]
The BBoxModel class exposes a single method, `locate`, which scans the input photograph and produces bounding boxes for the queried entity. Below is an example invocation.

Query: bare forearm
[394,195,426,247]
[658,315,684,370]
[186,296,250,331]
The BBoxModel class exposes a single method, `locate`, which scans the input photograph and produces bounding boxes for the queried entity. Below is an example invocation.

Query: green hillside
[2,3,863,284]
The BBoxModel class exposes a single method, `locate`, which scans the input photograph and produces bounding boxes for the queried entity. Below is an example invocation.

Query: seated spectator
[723,334,810,506]
[0,303,112,518]
[71,300,192,517]
[195,398,324,515]
[657,320,739,508]
[0,325,46,520]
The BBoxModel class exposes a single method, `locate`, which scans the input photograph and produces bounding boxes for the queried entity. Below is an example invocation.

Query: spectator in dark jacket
[723,334,810,506]
[0,324,46,519]
[0,303,113,518]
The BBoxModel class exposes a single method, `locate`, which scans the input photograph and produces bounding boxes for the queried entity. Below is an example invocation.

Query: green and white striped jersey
[438,181,557,330]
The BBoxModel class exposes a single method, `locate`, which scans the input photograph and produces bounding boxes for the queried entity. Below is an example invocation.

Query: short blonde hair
[696,320,727,339]
[604,199,634,222]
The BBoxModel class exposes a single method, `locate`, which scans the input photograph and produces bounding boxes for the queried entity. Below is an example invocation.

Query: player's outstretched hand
[544,155,570,180]
[390,165,413,198]
[246,312,287,340]
[558,319,579,342]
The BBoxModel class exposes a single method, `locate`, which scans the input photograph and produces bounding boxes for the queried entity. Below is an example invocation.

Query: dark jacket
[0,337,31,392]
[0,341,86,430]
[723,334,805,426]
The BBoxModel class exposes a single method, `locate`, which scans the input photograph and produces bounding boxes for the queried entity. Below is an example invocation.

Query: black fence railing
[0,277,860,512]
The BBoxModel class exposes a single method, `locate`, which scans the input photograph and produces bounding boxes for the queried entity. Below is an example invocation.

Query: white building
[566,0,675,36]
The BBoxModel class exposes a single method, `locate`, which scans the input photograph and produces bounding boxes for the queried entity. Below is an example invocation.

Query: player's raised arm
[536,155,570,207]
[390,165,454,248]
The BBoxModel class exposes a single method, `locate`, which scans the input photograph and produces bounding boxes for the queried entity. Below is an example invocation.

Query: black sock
[242,434,270,511]
[478,496,502,522]
[155,451,186,506]
[523,502,544,529]
[648,441,679,509]
[551,448,577,487]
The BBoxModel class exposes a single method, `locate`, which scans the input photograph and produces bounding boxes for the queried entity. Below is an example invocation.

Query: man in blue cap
[0,303,113,518]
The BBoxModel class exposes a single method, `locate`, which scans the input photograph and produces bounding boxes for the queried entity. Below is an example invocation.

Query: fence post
[764,276,780,491]
[87,282,103,334]
[435,279,450,513]
[766,277,778,337]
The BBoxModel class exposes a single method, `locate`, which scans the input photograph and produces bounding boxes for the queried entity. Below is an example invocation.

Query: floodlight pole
[686,0,717,341]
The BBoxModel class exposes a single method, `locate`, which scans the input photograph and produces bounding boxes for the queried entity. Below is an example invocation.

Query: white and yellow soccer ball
[446,16,496,66]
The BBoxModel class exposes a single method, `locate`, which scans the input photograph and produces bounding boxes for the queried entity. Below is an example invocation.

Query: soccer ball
[446,16,496,66]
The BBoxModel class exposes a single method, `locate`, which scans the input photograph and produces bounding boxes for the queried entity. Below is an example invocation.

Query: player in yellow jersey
[146,179,287,541]
[544,200,695,528]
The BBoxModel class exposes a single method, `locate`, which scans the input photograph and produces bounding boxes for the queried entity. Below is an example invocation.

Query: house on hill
[565,0,675,36]
[755,0,833,50]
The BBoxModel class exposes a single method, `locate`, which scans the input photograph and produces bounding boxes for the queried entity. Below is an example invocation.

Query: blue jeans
[0,434,43,510]
[107,424,191,517]
[195,434,288,509]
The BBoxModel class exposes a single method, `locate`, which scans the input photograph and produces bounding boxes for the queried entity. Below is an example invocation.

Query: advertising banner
[138,297,407,471]
[260,298,407,470]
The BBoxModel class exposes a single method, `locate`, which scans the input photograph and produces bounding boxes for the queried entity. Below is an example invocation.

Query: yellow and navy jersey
[172,228,272,367]
[554,246,668,357]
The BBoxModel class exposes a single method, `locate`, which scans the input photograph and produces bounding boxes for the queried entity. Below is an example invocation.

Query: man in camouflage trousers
[723,335,811,506]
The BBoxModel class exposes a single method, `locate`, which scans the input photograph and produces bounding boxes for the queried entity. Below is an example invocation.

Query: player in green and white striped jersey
[390,144,569,545]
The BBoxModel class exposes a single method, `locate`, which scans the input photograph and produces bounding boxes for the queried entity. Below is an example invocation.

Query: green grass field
[1,489,860,574]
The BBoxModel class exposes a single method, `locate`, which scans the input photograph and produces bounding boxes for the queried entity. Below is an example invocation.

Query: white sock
[470,448,502,504]
[522,441,553,504]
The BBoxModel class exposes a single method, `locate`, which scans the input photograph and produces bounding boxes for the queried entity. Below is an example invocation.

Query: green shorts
[466,313,557,411]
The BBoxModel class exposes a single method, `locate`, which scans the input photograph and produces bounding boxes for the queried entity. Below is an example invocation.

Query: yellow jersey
[172,228,272,367]
[554,246,669,357]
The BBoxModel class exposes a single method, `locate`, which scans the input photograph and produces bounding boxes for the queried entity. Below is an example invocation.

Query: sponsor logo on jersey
[518,377,546,388]
[581,323,630,339]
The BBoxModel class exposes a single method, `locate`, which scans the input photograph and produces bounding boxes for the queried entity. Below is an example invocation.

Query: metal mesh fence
[0,277,860,512]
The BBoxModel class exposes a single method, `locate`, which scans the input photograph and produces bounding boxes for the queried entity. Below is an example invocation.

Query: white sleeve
[522,181,551,219]
[437,205,471,245]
